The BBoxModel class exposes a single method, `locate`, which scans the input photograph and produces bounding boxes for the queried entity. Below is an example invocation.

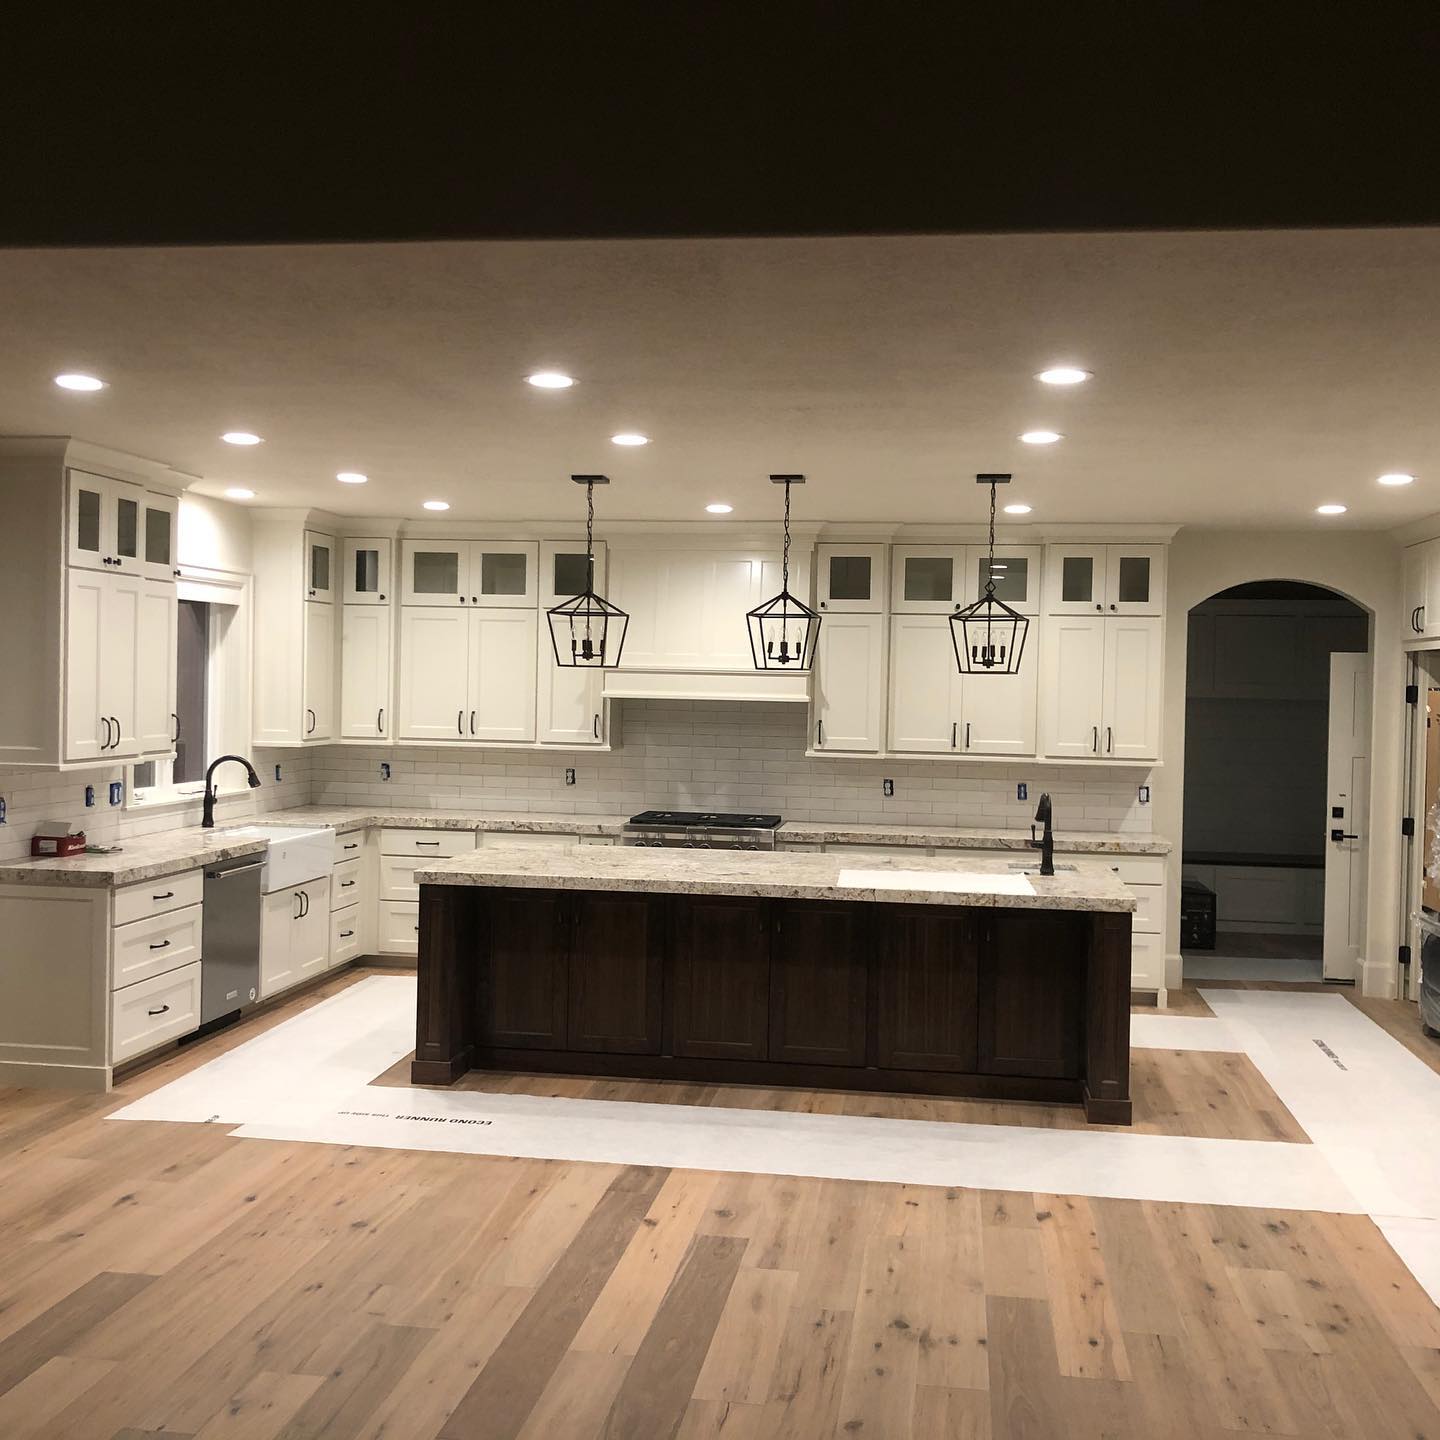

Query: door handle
[458,708,463,734]
[415,839,440,846]
[171,711,179,743]
[294,892,303,920]
[817,719,823,747]
[951,721,957,748]
[1091,725,1098,753]
[377,707,385,734]
[593,713,600,739]
[147,1004,170,1017]
[148,939,171,950]
[340,929,354,939]
[1106,725,1113,753]
[343,841,359,851]
[1331,829,1359,842]
[965,722,971,749]
[152,891,174,900]
[470,709,476,735]
[305,708,316,735]
[110,716,120,749]
[341,879,355,889]
[100,715,112,750]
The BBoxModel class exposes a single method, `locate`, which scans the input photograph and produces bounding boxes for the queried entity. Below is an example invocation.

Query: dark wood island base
[413,885,1132,1124]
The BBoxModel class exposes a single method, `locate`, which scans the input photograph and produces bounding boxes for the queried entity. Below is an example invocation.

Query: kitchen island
[411,847,1137,1123]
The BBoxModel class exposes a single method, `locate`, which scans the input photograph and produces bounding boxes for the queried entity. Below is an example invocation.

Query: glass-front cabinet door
[961,544,1041,615]
[816,544,886,613]
[1103,545,1165,616]
[304,532,335,602]
[401,541,466,606]
[67,470,146,574]
[474,542,538,608]
[113,486,141,571]
[890,547,963,614]
[1045,545,1108,614]
[342,538,392,604]
[141,491,178,582]
[540,539,606,607]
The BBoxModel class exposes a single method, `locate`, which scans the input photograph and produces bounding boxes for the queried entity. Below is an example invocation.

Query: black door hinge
[1407,684,1420,705]
[1403,817,1417,838]
[1400,944,1413,968]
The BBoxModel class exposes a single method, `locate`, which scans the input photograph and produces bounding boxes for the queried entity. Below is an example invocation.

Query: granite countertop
[415,847,1137,913]
[0,830,274,887]
[778,822,1170,855]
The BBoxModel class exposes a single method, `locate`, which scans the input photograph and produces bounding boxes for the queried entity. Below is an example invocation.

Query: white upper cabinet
[536,630,605,746]
[400,541,538,608]
[1046,544,1164,616]
[397,606,536,743]
[342,538,392,604]
[816,545,887,613]
[64,568,109,762]
[540,539,607,607]
[340,606,391,739]
[1102,616,1163,759]
[1042,613,1161,760]
[1041,615,1106,756]
[134,579,178,755]
[304,531,335,603]
[398,607,470,739]
[140,491,178,583]
[1403,544,1428,638]
[68,470,143,575]
[960,654,1038,755]
[812,612,884,752]
[891,547,962,614]
[469,609,538,741]
[302,603,335,741]
[960,545,1042,615]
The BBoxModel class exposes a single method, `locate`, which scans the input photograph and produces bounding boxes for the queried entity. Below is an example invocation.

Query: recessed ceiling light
[526,371,575,389]
[1378,472,1415,486]
[1020,430,1062,445]
[336,471,368,484]
[423,500,450,511]
[54,372,106,391]
[1003,503,1033,515]
[1035,367,1091,386]
[611,433,649,447]
[224,487,255,500]
[705,503,733,514]
[221,431,263,446]
[1316,503,1347,515]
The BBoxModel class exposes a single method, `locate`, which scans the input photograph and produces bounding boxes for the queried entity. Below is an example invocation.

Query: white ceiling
[2,228,1437,530]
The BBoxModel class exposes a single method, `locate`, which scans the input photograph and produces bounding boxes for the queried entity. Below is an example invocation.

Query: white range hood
[602,668,811,703]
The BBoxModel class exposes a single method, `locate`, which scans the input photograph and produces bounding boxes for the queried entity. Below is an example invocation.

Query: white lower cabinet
[111,962,202,1065]
[331,904,361,966]
[260,876,331,999]
[378,900,420,956]
[812,612,883,753]
[1042,615,1161,761]
[111,903,203,989]
[340,606,392,739]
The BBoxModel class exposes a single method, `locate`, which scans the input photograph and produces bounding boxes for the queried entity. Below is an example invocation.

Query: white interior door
[1324,651,1372,982]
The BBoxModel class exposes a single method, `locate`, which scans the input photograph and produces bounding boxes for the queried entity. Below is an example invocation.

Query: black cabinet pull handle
[171,711,179,742]
[147,1004,170,1016]
[1106,725,1113,753]
[951,721,957,748]
[1091,725,1098,753]
[305,708,316,735]
[340,930,354,939]
[343,842,358,851]
[415,839,440,846]
[377,707,385,733]
[341,879,355,888]
[110,716,120,749]
[294,892,303,920]
[148,939,171,950]
[593,713,600,739]
[152,891,173,900]
[457,709,463,734]
[470,709,476,734]
[817,719,823,746]
[965,722,971,748]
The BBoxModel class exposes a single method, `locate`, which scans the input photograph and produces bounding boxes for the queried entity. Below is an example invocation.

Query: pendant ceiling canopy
[950,473,1030,676]
[547,474,629,669]
[747,473,821,672]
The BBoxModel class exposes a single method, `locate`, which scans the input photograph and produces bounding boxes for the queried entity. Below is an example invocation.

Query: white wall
[1157,530,1404,995]
[178,492,253,574]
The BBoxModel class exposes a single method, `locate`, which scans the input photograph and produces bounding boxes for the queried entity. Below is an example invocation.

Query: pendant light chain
[585,477,596,588]
[781,476,792,591]
[984,477,998,597]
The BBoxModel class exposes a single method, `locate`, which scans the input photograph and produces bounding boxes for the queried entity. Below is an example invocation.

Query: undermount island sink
[222,825,335,891]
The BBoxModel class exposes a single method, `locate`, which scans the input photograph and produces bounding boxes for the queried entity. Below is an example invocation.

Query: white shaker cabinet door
[398,606,470,739]
[260,889,297,998]
[959,655,1038,755]
[294,877,331,981]
[468,608,537,742]
[813,612,883,752]
[134,578,178,755]
[536,632,604,746]
[302,601,335,742]
[887,614,962,752]
[1102,616,1163,760]
[1042,614,1105,757]
[340,606,392,739]
[100,572,143,759]
[65,568,107,761]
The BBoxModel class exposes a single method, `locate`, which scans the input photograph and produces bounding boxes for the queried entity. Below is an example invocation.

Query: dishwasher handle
[204,859,265,880]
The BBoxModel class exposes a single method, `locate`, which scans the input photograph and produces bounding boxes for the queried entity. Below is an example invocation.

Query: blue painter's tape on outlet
[85,785,95,807]
[0,795,7,824]
[380,762,391,780]
[109,782,123,806]
[1017,782,1028,801]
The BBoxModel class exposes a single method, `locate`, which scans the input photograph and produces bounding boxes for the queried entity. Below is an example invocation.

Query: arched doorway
[1181,580,1369,983]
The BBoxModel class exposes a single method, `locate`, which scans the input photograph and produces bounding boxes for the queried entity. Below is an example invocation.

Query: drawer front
[331,904,361,965]
[111,903,203,990]
[378,900,419,955]
[380,856,422,901]
[1106,856,1166,886]
[1130,931,1164,989]
[379,828,476,858]
[479,831,579,849]
[113,868,204,927]
[336,832,366,861]
[112,961,202,1064]
[331,857,363,909]
[1130,886,1163,934]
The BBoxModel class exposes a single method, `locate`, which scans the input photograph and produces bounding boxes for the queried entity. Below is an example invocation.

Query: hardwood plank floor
[0,966,1436,1438]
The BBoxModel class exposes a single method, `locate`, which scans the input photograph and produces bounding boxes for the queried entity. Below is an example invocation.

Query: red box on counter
[31,833,87,857]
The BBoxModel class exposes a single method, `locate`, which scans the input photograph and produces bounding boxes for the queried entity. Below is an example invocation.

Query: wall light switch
[564,768,576,786]
[882,779,894,797]
[380,762,391,781]
[109,781,123,807]
[85,785,96,808]
[1138,785,1151,805]
[1017,782,1028,801]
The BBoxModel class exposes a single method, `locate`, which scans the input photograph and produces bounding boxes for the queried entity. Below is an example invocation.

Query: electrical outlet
[564,768,576,786]
[1138,784,1150,805]
[380,762,391,781]
[882,779,894,797]
[1017,782,1028,801]
[85,785,96,808]
[109,781,123,807]
[274,763,283,783]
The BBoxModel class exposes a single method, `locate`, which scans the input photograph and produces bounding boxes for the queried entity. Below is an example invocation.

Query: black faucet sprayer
[201,754,262,828]
[1029,792,1055,876]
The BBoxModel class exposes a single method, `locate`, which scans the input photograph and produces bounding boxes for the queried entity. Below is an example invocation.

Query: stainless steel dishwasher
[202,854,263,1024]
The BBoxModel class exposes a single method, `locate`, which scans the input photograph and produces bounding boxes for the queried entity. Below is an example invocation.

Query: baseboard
[1362,956,1399,1000]
[0,1059,112,1092]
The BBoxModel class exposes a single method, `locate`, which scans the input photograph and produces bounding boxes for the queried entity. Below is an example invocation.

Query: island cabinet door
[977,911,1084,1079]
[478,891,570,1050]
[567,894,664,1054]
[874,907,980,1072]
[667,895,771,1060]
[768,901,869,1067]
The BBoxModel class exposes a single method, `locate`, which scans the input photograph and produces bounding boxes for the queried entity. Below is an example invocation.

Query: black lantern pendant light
[950,473,1029,675]
[747,474,821,671]
[547,474,629,668]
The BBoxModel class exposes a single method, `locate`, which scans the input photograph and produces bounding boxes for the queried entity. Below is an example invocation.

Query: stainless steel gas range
[622,810,783,850]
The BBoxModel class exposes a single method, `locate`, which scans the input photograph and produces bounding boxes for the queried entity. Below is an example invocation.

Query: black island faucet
[1029,792,1055,876]
[201,754,262,828]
